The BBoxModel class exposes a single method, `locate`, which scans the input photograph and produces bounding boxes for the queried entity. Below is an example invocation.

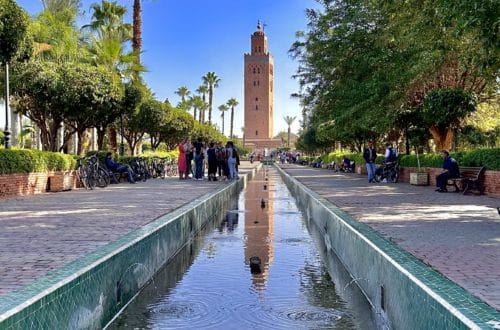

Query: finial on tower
[257,19,262,31]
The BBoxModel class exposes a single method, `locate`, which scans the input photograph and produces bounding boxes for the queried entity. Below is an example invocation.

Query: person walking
[435,150,460,192]
[363,140,377,183]
[207,142,218,181]
[193,137,204,180]
[226,141,237,180]
[177,139,187,179]
[185,140,193,179]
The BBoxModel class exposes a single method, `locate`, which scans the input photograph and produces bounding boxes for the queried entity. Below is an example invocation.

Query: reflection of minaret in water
[244,168,274,290]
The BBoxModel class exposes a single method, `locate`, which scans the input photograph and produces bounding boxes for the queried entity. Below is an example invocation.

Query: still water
[107,167,375,329]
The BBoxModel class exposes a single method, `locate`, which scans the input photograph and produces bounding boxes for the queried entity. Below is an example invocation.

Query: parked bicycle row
[76,153,178,189]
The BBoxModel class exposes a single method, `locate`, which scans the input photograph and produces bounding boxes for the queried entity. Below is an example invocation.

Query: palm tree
[132,0,142,69]
[189,95,203,121]
[283,115,297,147]
[196,85,208,123]
[226,98,238,138]
[218,104,229,135]
[199,101,208,123]
[41,0,80,13]
[175,86,190,110]
[202,72,221,124]
[82,0,131,40]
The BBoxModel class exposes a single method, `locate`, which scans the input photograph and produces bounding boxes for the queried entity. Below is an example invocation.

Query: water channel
[107,167,375,329]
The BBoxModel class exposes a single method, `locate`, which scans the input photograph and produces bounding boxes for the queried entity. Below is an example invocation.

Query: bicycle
[374,161,400,183]
[76,158,90,189]
[87,154,110,188]
[165,157,178,177]
[129,157,149,181]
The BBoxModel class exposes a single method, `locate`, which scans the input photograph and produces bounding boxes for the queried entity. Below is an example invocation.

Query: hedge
[320,148,500,171]
[0,149,76,175]
[399,148,500,170]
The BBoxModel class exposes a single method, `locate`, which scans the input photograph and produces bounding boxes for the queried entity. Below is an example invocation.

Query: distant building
[244,21,281,151]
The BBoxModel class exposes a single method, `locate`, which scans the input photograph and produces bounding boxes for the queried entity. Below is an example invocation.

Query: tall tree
[0,0,31,148]
[202,72,220,124]
[175,86,190,110]
[226,98,238,138]
[189,95,203,122]
[132,0,142,78]
[196,84,208,122]
[218,104,229,136]
[41,0,80,13]
[283,115,296,148]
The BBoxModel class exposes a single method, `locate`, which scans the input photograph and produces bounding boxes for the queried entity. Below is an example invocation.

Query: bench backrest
[460,166,485,179]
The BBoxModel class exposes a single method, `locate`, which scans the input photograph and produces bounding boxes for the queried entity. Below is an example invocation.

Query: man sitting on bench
[105,152,136,184]
[435,150,459,193]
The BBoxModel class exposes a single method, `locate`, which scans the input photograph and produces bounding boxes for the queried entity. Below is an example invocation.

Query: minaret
[244,21,274,147]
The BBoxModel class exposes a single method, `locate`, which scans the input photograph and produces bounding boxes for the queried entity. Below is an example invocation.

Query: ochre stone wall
[0,171,77,199]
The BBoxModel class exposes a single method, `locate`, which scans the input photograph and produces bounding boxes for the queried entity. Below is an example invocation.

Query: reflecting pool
[107,167,375,329]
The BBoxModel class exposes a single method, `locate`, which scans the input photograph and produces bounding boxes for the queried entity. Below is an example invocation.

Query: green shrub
[0,149,76,174]
[398,148,499,170]
[319,148,500,170]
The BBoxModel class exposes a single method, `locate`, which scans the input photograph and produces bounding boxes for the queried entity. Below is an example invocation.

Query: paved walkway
[280,164,500,311]
[0,162,258,297]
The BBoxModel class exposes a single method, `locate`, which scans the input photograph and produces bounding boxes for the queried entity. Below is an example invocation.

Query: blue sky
[10,0,319,137]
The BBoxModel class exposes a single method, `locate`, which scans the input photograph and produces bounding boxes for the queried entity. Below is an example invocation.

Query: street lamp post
[119,114,125,156]
[4,62,11,149]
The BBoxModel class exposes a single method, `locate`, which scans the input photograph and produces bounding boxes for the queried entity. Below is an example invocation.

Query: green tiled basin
[276,165,500,330]
[0,165,260,329]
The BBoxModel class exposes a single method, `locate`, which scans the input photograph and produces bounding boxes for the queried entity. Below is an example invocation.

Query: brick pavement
[280,164,500,311]
[0,163,257,297]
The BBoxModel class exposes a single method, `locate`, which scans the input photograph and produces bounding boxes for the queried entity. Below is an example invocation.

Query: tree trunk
[77,129,91,156]
[109,127,117,153]
[208,89,213,124]
[405,127,410,155]
[221,112,225,135]
[230,107,234,138]
[96,126,106,150]
[201,93,206,123]
[429,126,454,151]
[287,126,291,147]
[193,107,197,121]
[132,0,142,74]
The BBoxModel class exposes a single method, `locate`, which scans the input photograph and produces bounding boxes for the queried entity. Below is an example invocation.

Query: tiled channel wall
[276,165,500,330]
[0,165,260,329]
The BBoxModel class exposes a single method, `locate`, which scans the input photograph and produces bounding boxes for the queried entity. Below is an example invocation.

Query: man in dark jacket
[363,140,377,183]
[436,150,460,192]
[104,152,136,184]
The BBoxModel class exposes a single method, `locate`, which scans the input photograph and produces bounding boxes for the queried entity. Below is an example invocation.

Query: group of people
[363,140,460,192]
[277,151,301,164]
[177,138,240,181]
[363,141,398,183]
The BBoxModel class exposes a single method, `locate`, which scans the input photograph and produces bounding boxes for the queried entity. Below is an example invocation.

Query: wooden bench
[447,166,485,195]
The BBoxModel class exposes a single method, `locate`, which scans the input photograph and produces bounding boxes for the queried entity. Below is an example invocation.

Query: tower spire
[257,19,262,31]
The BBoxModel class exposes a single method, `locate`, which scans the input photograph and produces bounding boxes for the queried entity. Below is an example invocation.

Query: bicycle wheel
[86,171,97,190]
[77,166,88,189]
[97,168,110,188]
[392,166,400,183]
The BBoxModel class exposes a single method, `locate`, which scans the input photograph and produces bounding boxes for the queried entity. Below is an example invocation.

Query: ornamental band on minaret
[244,21,281,151]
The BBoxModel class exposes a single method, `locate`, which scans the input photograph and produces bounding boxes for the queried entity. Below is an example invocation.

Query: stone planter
[49,171,76,192]
[410,172,429,186]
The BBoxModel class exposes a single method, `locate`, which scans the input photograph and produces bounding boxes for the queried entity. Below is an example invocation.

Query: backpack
[387,148,397,162]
